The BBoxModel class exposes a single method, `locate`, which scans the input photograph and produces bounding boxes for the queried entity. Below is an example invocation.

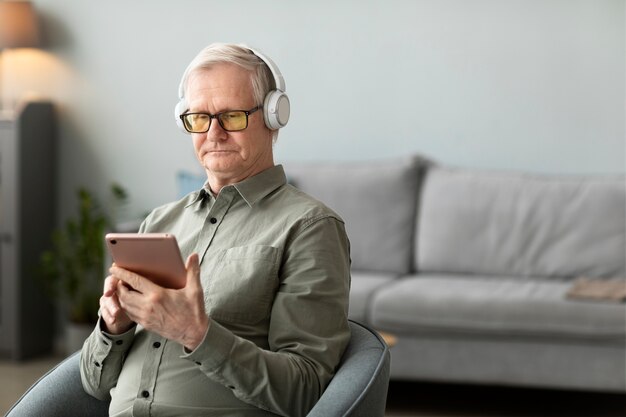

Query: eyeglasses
[180,106,262,133]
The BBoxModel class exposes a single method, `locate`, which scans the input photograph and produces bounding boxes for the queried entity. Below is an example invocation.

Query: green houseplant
[39,184,128,328]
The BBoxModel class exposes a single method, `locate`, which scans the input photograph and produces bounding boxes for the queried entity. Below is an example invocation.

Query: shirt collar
[185,188,209,209]
[233,165,287,207]
[185,165,287,209]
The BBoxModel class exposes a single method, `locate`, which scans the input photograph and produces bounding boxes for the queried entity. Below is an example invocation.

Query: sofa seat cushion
[370,275,626,342]
[284,156,425,274]
[349,271,398,324]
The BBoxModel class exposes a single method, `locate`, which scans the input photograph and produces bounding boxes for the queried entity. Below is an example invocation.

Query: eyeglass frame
[179,106,263,133]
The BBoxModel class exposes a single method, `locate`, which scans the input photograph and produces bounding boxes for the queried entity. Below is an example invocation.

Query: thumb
[185,253,201,289]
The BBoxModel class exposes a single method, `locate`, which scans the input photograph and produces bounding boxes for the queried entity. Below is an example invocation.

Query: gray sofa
[284,155,626,393]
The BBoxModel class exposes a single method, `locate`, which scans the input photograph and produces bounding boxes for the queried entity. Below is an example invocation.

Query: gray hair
[179,43,274,108]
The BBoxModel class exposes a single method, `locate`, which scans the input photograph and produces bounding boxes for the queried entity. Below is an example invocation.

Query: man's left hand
[111,253,209,351]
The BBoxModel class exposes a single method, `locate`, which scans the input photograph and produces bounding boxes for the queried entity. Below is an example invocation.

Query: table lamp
[0,0,40,116]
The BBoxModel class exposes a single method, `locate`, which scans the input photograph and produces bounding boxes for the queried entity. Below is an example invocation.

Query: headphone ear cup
[263,90,290,130]
[174,98,189,133]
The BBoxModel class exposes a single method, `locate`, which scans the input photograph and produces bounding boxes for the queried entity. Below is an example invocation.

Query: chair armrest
[8,322,390,417]
[307,321,391,417]
[5,351,109,417]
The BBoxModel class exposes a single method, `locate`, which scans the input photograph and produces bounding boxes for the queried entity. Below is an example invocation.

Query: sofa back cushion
[285,157,424,274]
[416,166,626,278]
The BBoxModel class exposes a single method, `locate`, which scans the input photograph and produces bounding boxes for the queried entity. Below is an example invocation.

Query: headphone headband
[175,45,290,132]
[246,47,286,92]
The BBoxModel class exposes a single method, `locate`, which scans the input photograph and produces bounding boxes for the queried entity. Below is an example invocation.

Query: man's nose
[207,117,227,140]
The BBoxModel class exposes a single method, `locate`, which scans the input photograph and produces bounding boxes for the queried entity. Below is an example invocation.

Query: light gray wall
[23,0,626,221]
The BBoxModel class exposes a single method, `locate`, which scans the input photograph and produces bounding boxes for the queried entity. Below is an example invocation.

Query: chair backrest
[307,320,391,417]
[7,321,390,417]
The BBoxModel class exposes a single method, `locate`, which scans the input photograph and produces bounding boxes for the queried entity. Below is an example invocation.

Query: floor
[1,355,625,417]
[384,380,626,417]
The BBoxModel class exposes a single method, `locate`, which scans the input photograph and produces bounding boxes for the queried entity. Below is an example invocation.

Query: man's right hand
[100,271,135,334]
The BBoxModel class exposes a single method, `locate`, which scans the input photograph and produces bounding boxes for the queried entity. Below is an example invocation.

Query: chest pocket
[205,245,280,325]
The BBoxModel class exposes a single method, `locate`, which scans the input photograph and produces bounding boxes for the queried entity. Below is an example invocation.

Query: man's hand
[100,272,135,335]
[111,253,210,351]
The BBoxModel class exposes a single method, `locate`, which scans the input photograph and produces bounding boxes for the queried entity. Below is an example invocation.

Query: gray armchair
[7,321,390,417]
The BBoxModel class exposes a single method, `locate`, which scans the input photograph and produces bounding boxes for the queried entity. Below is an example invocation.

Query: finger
[103,276,119,296]
[185,253,201,289]
[117,279,132,298]
[110,265,158,293]
[100,297,134,334]
[116,280,141,317]
[100,295,121,324]
[102,289,123,312]
[100,303,117,325]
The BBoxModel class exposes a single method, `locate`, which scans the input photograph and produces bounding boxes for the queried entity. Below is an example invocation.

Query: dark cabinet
[0,102,56,359]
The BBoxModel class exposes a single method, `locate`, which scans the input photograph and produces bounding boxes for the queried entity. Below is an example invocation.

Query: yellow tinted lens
[184,114,210,132]
[219,111,247,131]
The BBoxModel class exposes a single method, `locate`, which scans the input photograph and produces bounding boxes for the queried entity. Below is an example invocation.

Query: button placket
[135,336,164,414]
[197,189,235,263]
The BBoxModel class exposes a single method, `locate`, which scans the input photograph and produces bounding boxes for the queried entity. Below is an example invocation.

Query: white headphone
[174,46,290,133]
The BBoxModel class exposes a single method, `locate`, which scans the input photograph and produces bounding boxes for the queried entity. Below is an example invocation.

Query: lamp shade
[0,1,40,49]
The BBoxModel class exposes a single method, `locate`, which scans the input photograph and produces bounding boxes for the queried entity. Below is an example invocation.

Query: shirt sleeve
[181,215,351,417]
[80,318,137,400]
[79,220,151,400]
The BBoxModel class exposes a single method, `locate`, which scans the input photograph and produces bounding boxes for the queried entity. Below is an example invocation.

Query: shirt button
[141,390,150,398]
[210,217,217,224]
[94,361,100,367]
[153,341,161,348]
[115,340,123,345]
[195,361,201,366]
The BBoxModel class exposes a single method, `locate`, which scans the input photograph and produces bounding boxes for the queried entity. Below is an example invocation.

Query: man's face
[185,63,274,190]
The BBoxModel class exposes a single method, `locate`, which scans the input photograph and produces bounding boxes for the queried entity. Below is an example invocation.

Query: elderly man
[80,43,351,417]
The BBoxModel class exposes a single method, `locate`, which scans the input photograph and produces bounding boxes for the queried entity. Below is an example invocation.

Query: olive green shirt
[80,165,351,417]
